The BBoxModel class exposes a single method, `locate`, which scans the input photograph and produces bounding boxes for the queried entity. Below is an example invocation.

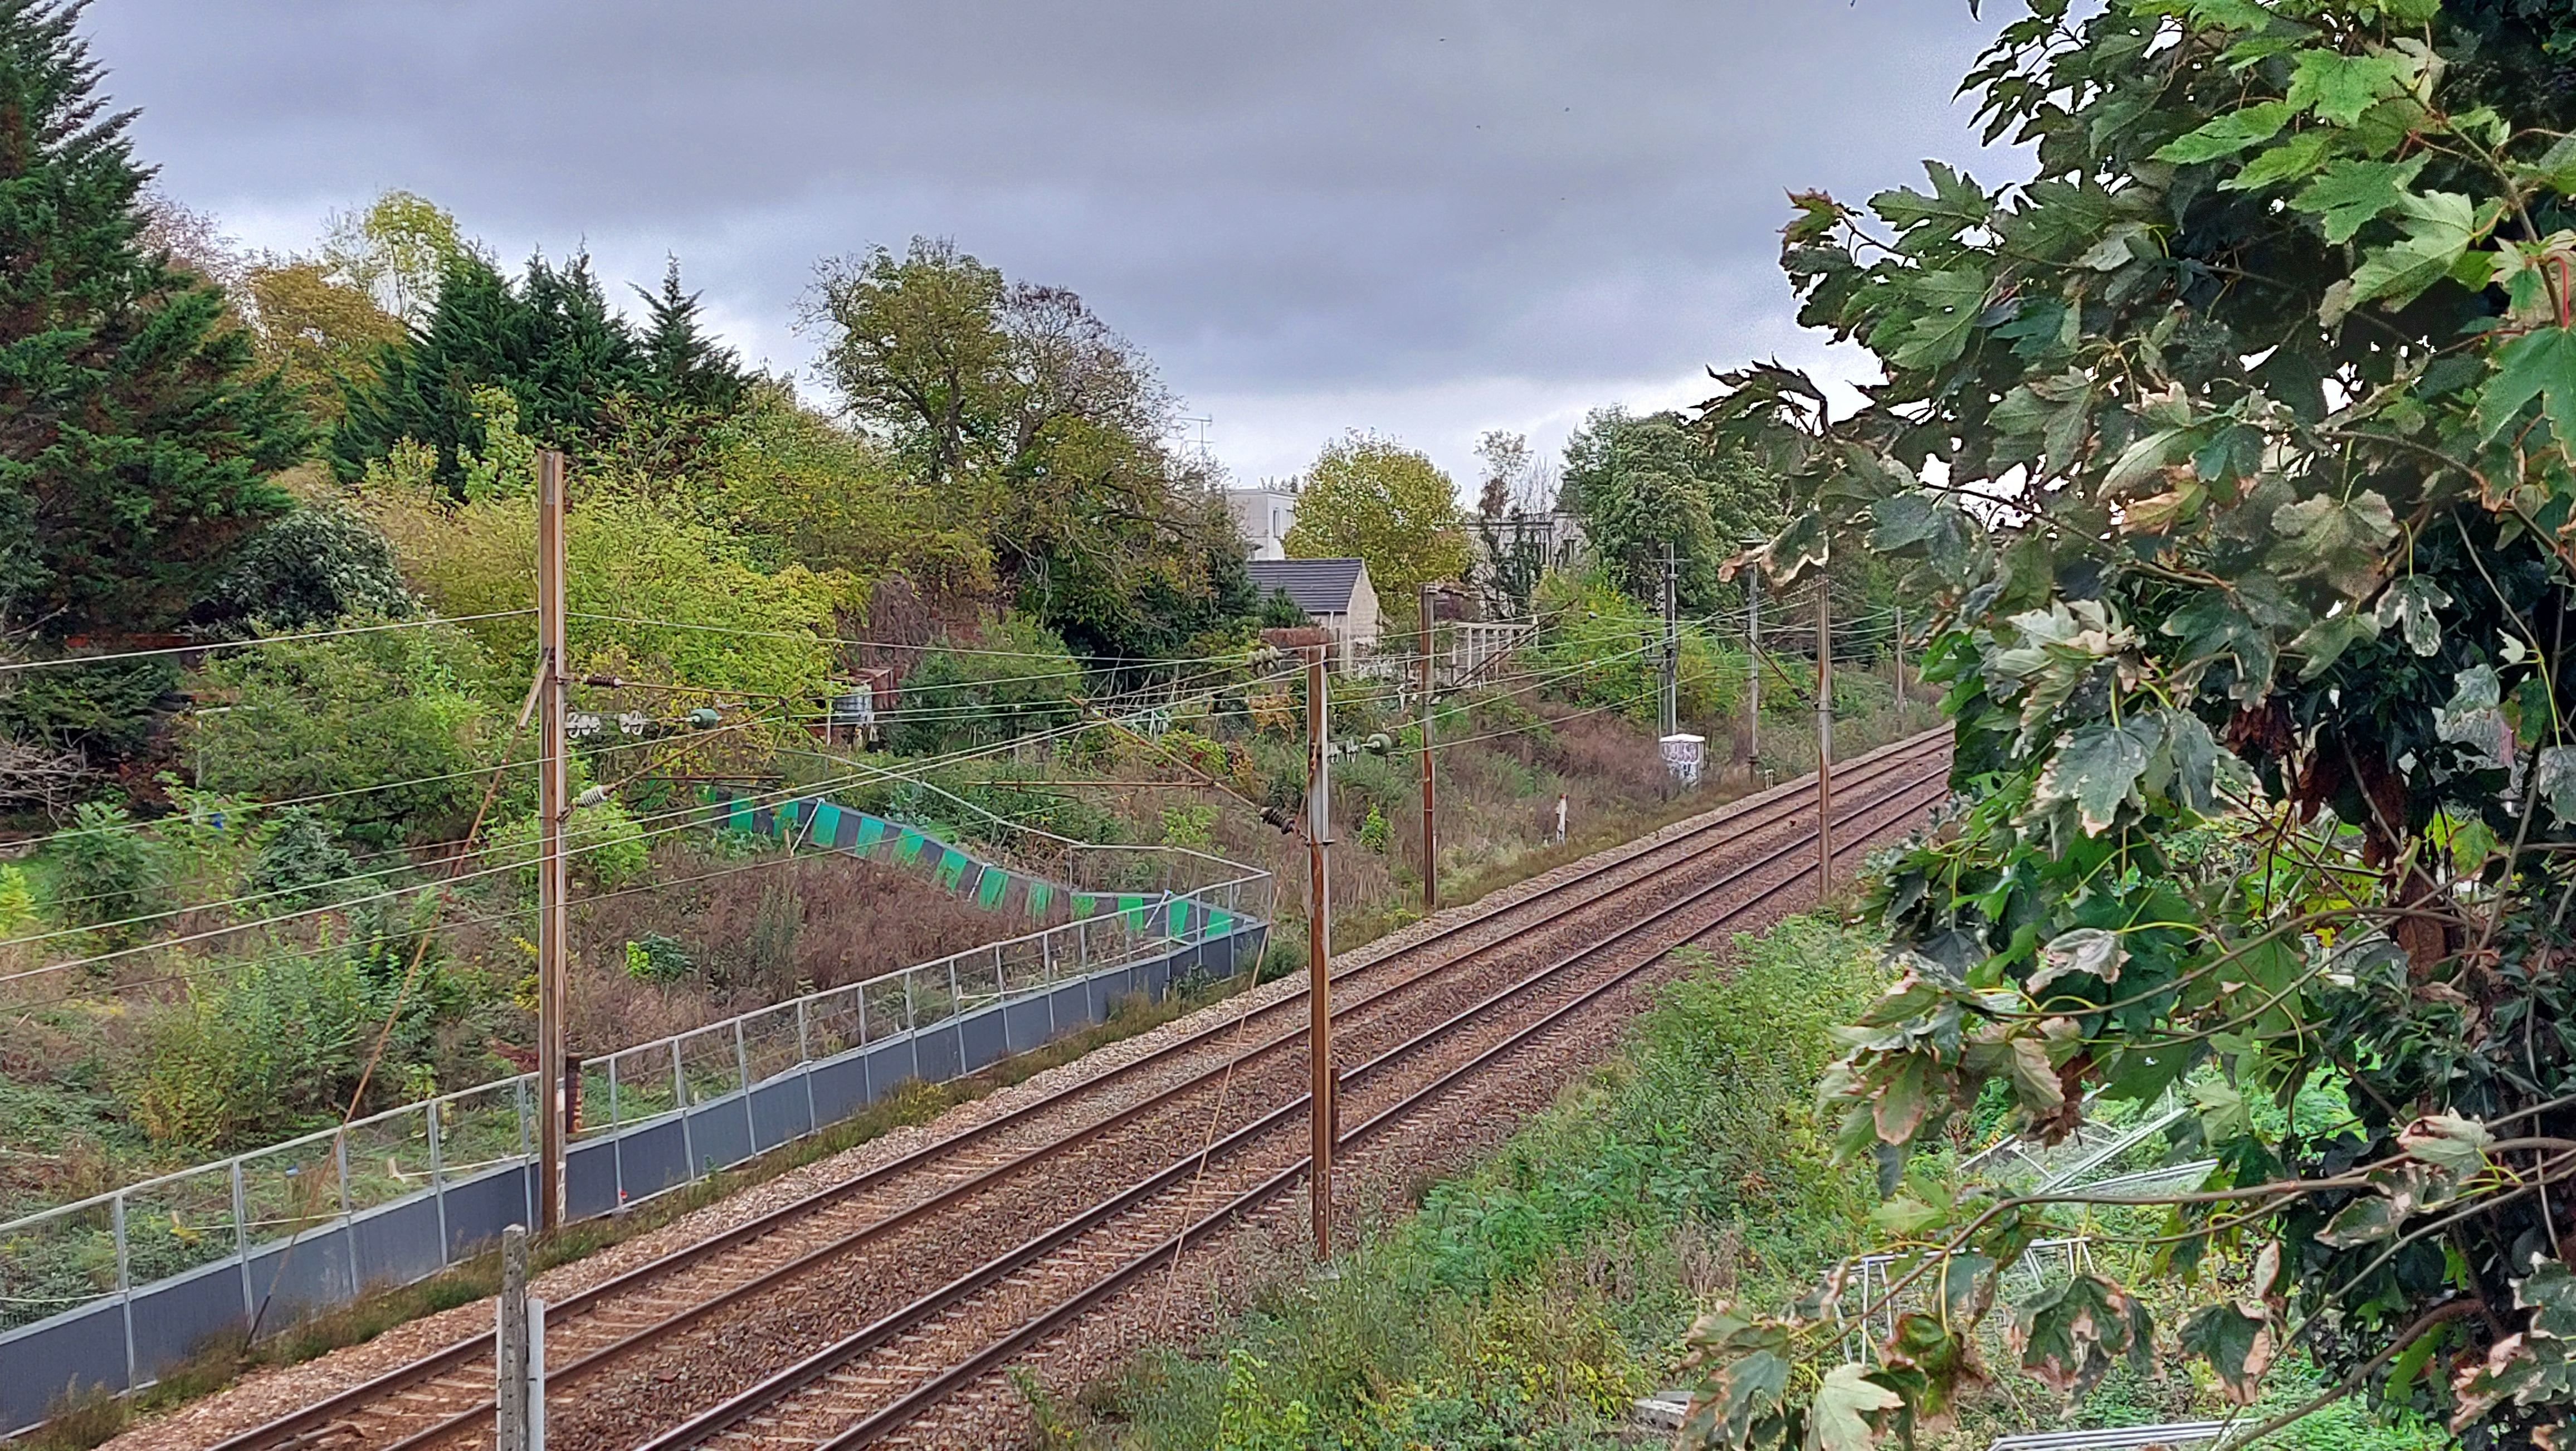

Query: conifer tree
[637,257,746,415]
[331,250,647,495]
[0,0,304,639]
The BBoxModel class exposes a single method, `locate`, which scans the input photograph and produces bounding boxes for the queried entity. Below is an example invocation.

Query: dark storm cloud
[91,1,2007,473]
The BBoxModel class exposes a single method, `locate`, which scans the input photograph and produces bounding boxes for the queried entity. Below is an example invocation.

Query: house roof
[1246,558,1367,615]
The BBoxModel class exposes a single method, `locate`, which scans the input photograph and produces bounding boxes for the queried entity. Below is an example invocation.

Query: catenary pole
[1305,642,1335,1259]
[536,450,569,1233]
[1660,544,1679,739]
[1743,538,1765,783]
[1417,585,1437,913]
[1814,580,1835,895]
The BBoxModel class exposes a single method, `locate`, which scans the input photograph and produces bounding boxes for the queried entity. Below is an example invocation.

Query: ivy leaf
[2476,326,2576,449]
[2179,1301,2276,1405]
[2316,1193,2399,1248]
[2533,745,2576,826]
[1809,1364,1904,1450]
[2517,1258,2576,1341]
[2153,100,2297,163]
[2436,665,2511,772]
[2160,709,2222,814]
[2373,575,2452,656]
[2399,1113,2494,1179]
[2345,191,2481,313]
[2270,490,2397,598]
[2287,611,2382,681]
[2290,155,2431,244]
[2039,718,2160,834]
[2286,50,2411,126]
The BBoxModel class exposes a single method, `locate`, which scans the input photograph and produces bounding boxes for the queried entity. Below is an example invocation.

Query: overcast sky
[96,1,2009,488]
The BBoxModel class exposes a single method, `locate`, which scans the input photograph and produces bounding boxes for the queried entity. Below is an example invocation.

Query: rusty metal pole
[535,450,569,1234]
[1743,543,1764,784]
[1417,585,1436,914]
[1305,644,1335,1259]
[1814,582,1835,896]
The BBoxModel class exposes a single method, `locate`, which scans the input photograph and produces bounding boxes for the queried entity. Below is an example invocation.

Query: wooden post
[1305,643,1335,1260]
[1416,585,1436,914]
[535,450,569,1233]
[1814,582,1835,895]
[496,1224,530,1451]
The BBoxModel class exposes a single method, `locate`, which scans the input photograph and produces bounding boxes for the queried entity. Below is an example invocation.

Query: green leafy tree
[636,256,747,416]
[1685,2,2576,1445]
[1282,432,1472,627]
[190,624,501,850]
[0,0,306,639]
[1561,408,1785,616]
[809,237,1256,661]
[242,259,407,423]
[319,188,470,327]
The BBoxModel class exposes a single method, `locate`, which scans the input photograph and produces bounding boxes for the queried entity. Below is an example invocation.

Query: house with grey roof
[1246,557,1379,661]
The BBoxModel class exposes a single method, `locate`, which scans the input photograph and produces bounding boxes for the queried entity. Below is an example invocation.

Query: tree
[0,0,306,640]
[1560,408,1780,616]
[320,189,470,327]
[1474,429,1536,519]
[1281,432,1472,627]
[1686,2,2576,1445]
[243,260,407,422]
[809,236,1257,663]
[636,257,748,415]
[330,250,650,493]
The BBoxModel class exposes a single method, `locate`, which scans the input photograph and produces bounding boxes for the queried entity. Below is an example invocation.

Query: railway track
[206,731,1950,1451]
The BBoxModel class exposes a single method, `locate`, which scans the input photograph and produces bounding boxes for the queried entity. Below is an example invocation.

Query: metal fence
[0,869,1270,1435]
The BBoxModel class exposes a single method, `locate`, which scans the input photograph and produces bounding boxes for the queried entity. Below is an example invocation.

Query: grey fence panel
[680,1102,753,1177]
[438,1165,530,1261]
[914,1020,964,1085]
[0,919,1262,1437]
[612,1119,690,1206]
[243,1229,354,1327]
[565,1139,621,1221]
[810,1056,869,1124]
[350,1194,446,1293]
[1003,996,1051,1055]
[126,1258,243,1395]
[747,1079,812,1154]
[861,1037,918,1102]
[0,1300,121,1431]
[959,1009,1008,1075]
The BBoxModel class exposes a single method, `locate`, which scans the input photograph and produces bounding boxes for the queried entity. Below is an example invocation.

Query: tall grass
[1077,917,1888,1449]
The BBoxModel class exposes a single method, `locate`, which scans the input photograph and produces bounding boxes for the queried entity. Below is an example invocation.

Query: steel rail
[645,762,1951,1451]
[212,732,1948,1451]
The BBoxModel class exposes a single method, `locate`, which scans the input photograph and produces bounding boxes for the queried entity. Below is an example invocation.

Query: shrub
[246,808,358,906]
[0,656,181,765]
[1160,804,1218,851]
[623,932,692,985]
[485,798,650,893]
[128,943,440,1148]
[190,622,501,849]
[889,615,1081,756]
[53,802,160,934]
[200,505,417,631]
[0,865,35,934]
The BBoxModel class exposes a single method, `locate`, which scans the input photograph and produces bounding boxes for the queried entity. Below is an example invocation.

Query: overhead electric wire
[0,659,1289,989]
[0,611,538,673]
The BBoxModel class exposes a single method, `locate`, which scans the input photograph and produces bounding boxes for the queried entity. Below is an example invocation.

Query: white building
[1223,484,1299,561]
